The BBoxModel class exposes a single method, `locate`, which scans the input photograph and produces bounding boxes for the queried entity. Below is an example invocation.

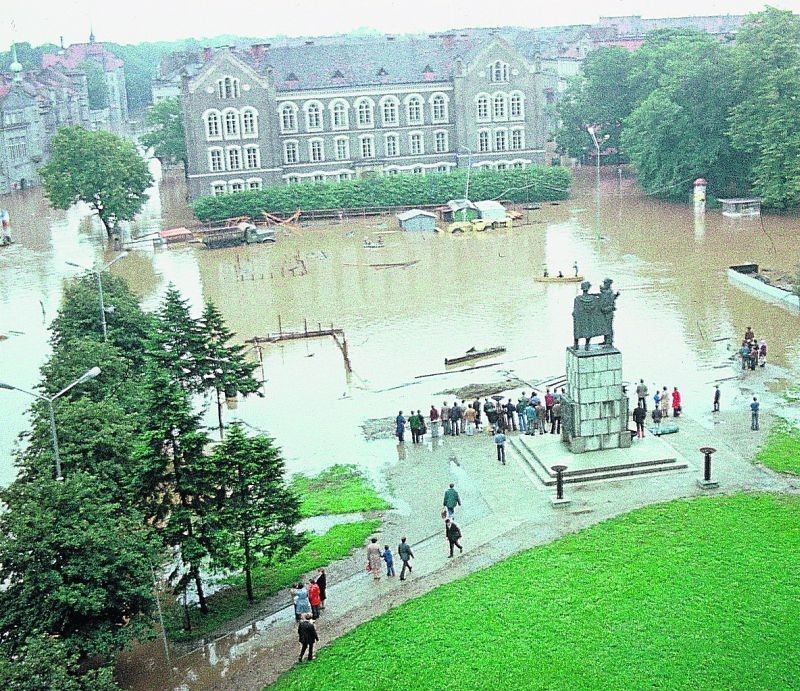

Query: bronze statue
[572,278,620,350]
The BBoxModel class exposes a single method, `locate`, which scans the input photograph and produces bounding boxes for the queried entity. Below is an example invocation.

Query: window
[224,110,239,137]
[228,147,242,170]
[510,93,523,119]
[331,101,349,129]
[205,111,222,139]
[381,97,398,125]
[493,94,506,119]
[287,175,299,184]
[385,133,398,157]
[496,163,507,171]
[305,102,322,131]
[491,61,509,83]
[245,145,260,168]
[412,167,424,175]
[513,162,523,169]
[284,141,298,164]
[3,110,23,126]
[338,173,351,182]
[242,109,258,136]
[8,137,27,162]
[436,165,448,174]
[431,94,447,122]
[434,131,448,153]
[247,178,262,190]
[335,137,350,160]
[360,135,374,158]
[217,77,240,99]
[209,148,224,172]
[385,168,399,175]
[406,96,423,124]
[478,130,490,153]
[356,98,374,127]
[476,95,490,121]
[229,181,244,193]
[495,129,506,152]
[309,139,324,162]
[313,174,325,183]
[212,182,226,196]
[280,103,297,132]
[511,128,524,150]
[409,132,423,155]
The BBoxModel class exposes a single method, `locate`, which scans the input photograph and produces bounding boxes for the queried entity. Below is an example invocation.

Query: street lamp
[586,126,609,240]
[0,366,102,480]
[66,253,128,341]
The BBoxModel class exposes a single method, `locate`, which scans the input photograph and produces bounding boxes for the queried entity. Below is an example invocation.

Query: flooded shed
[396,209,437,231]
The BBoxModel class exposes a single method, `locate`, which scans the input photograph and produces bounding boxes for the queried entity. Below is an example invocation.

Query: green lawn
[755,420,800,474]
[273,493,800,690]
[165,519,380,641]
[291,464,392,518]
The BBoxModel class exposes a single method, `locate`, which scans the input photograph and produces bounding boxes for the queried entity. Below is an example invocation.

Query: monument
[561,279,631,453]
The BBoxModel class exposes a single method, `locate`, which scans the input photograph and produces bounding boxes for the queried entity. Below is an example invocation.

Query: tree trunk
[193,567,208,615]
[243,528,253,603]
[216,387,224,441]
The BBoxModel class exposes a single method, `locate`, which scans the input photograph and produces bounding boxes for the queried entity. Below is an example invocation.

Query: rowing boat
[444,346,506,366]
[534,274,584,284]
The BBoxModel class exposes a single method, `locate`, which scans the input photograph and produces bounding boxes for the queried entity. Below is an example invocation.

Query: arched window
[430,94,447,122]
[241,108,258,136]
[355,98,374,127]
[205,110,221,139]
[305,101,323,131]
[280,103,297,132]
[330,100,349,129]
[490,61,509,83]
[217,77,240,98]
[510,92,524,119]
[406,96,423,124]
[476,94,489,121]
[224,109,239,137]
[493,94,506,119]
[381,97,399,125]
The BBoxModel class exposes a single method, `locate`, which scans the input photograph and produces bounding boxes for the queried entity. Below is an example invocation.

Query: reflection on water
[2,164,800,688]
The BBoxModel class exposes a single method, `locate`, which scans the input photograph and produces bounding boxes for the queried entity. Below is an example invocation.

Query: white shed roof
[396,209,437,221]
[474,200,505,213]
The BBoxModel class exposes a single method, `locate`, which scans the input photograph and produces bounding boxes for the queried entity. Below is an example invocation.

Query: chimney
[203,47,213,62]
[250,43,269,59]
[422,64,434,82]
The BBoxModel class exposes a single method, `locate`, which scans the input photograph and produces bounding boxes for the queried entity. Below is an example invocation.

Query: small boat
[444,345,506,366]
[363,238,385,249]
[535,274,584,283]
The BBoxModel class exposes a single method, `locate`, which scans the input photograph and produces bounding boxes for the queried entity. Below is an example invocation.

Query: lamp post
[0,366,102,480]
[586,127,608,240]
[66,253,128,341]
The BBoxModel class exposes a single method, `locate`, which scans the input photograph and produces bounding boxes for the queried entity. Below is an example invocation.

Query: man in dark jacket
[632,404,646,439]
[445,519,463,557]
[443,483,461,518]
[298,613,319,661]
[398,536,414,580]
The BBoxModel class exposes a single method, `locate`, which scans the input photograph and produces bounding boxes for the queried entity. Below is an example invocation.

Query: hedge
[192,166,572,222]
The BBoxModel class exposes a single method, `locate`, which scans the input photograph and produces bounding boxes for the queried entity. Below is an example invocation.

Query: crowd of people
[291,568,327,661]
[739,326,767,371]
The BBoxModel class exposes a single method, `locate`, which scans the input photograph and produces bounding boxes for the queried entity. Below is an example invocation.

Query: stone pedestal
[561,345,631,454]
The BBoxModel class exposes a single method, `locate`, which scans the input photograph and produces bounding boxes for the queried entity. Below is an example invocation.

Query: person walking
[445,518,463,557]
[441,402,451,436]
[660,387,669,419]
[366,537,383,580]
[443,483,461,518]
[551,400,562,434]
[651,406,662,435]
[429,404,440,437]
[308,578,321,619]
[292,583,311,621]
[713,385,720,413]
[636,379,648,411]
[382,544,395,577]
[398,537,414,580]
[632,403,646,439]
[395,411,406,443]
[494,428,507,464]
[750,396,760,431]
[464,404,477,436]
[298,613,319,662]
[316,568,327,610]
[671,387,682,417]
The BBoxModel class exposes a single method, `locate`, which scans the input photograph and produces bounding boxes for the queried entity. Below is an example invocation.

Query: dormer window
[490,61,509,83]
[331,69,344,79]
[377,67,388,77]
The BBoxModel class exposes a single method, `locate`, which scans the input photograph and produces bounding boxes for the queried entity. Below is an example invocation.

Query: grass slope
[273,494,800,690]
[166,520,380,641]
[755,420,800,475]
[291,465,391,518]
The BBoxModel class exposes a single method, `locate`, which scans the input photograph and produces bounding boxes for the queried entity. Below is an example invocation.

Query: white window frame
[217,76,240,99]
[304,100,324,132]
[360,134,375,158]
[510,128,525,151]
[433,129,448,154]
[229,179,245,193]
[204,109,222,141]
[380,96,399,126]
[475,93,490,122]
[223,108,240,139]
[509,91,525,120]
[409,131,424,156]
[490,61,509,83]
[330,99,349,130]
[283,140,299,164]
[227,145,242,170]
[405,94,424,125]
[211,181,227,196]
[241,108,259,138]
[244,145,260,169]
[287,175,299,185]
[208,147,224,172]
[385,133,399,157]
[478,129,490,153]
[334,136,350,161]
[309,138,325,163]
[355,98,375,128]
[494,128,507,152]
[279,103,298,133]
[492,93,507,121]
[429,93,449,123]
[246,177,263,190]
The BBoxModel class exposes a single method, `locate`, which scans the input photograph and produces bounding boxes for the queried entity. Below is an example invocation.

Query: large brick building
[181,35,551,200]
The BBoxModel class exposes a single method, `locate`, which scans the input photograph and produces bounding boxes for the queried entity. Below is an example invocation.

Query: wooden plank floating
[444,345,506,366]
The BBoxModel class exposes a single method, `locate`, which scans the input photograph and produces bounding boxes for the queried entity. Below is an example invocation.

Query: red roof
[43,43,123,72]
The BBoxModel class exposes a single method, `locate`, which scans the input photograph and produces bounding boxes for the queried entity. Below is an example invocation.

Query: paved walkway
[159,392,799,691]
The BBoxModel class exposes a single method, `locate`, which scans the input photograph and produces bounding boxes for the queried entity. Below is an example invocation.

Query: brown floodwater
[1,161,799,688]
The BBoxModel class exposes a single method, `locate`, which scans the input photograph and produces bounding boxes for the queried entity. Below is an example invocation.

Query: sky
[3,0,798,48]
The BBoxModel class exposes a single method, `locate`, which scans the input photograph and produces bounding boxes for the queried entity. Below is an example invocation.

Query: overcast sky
[3,0,796,48]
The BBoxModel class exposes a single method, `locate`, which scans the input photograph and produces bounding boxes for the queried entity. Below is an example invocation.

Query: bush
[192,166,572,222]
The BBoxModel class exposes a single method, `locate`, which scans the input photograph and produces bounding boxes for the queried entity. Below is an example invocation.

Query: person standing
[398,537,414,580]
[544,389,555,424]
[395,411,406,443]
[749,343,758,371]
[464,404,477,436]
[713,385,720,413]
[651,406,662,435]
[671,387,682,418]
[745,325,754,342]
[449,402,461,436]
[441,402,451,436]
[382,544,395,577]
[750,397,760,431]
[316,568,327,610]
[307,578,321,619]
[443,483,461,518]
[366,537,383,580]
[494,429,507,464]
[459,400,467,434]
[292,583,311,621]
[429,404,440,437]
[740,342,750,371]
[408,410,421,443]
[632,403,646,439]
[516,397,527,432]
[653,388,661,412]
[759,339,767,368]
[551,399,562,434]
[636,379,648,411]
[444,519,463,557]
[660,387,669,418]
[506,398,517,431]
[535,400,546,434]
[298,613,319,662]
[473,398,482,431]
[525,401,536,435]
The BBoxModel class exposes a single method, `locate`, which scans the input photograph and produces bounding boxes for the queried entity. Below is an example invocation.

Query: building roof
[42,43,124,72]
[446,199,478,212]
[396,209,437,221]
[474,200,505,212]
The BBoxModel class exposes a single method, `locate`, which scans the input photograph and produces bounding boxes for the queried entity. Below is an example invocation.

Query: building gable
[187,51,271,95]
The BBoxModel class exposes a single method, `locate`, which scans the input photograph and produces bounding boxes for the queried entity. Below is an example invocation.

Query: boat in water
[535,274,584,284]
[444,345,506,366]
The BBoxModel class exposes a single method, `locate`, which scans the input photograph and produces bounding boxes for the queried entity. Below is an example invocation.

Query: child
[382,544,395,577]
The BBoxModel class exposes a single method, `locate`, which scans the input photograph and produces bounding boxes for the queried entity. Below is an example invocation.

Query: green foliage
[755,420,800,475]
[192,166,572,222]
[0,42,60,71]
[0,474,160,659]
[728,7,800,208]
[290,464,392,518]
[274,494,800,690]
[80,59,110,109]
[141,97,187,168]
[40,126,153,237]
[165,519,380,641]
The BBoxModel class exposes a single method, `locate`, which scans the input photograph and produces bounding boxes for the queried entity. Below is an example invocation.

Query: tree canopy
[141,97,187,170]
